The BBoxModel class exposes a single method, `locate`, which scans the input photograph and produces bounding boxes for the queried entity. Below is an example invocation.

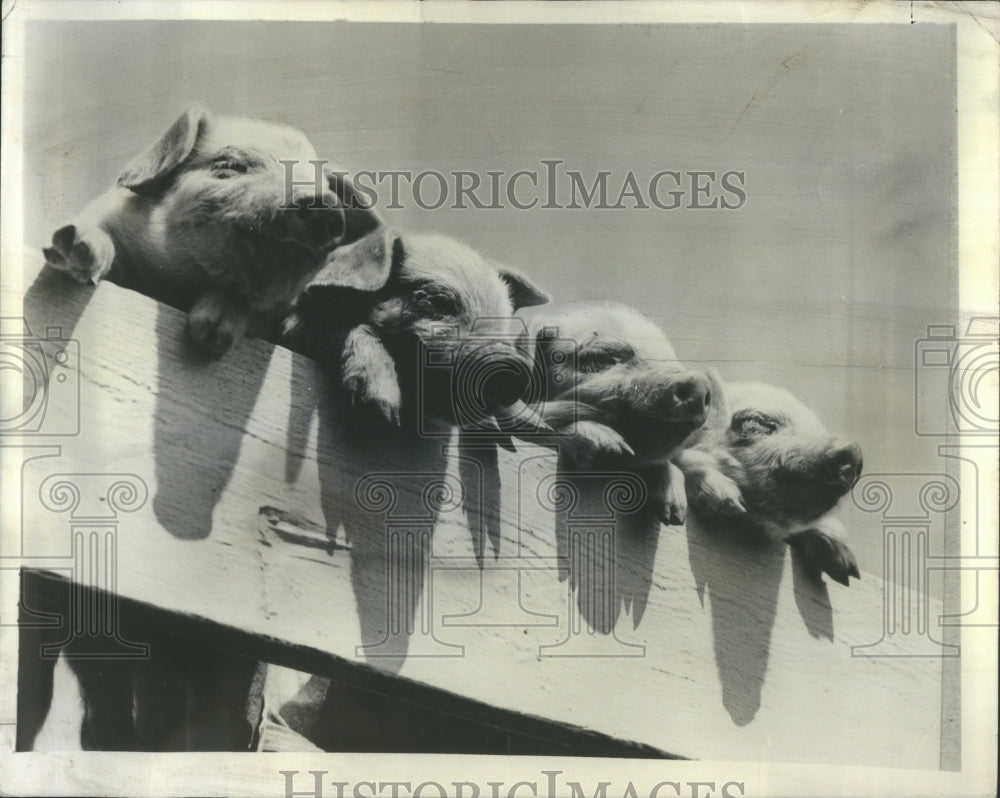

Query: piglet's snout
[272,188,346,252]
[821,442,864,489]
[457,343,535,411]
[669,371,713,425]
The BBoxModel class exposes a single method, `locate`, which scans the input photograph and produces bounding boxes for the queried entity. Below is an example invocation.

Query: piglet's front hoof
[343,375,402,427]
[658,499,686,527]
[693,471,747,517]
[657,463,688,527]
[790,532,861,587]
[185,293,250,357]
[369,398,401,427]
[43,224,116,286]
[558,421,634,467]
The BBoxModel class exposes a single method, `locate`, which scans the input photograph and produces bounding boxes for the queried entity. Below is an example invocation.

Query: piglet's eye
[732,410,778,437]
[412,289,436,311]
[741,419,774,436]
[412,288,454,316]
[212,161,248,177]
[430,295,455,312]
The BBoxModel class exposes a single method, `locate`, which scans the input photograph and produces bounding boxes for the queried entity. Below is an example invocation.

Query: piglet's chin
[675,419,708,449]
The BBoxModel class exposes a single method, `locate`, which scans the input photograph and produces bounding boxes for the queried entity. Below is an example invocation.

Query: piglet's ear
[305,228,398,293]
[498,268,550,310]
[117,105,210,192]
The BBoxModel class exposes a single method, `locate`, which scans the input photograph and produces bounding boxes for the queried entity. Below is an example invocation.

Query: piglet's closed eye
[117,105,209,194]
[731,408,779,437]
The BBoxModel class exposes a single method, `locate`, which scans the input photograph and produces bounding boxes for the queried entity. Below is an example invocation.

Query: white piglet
[43,106,379,355]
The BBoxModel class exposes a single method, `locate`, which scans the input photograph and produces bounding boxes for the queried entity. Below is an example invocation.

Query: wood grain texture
[5,256,943,766]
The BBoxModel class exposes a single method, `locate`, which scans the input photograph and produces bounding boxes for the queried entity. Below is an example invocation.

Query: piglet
[42,105,379,355]
[675,380,864,585]
[515,301,716,526]
[284,228,551,431]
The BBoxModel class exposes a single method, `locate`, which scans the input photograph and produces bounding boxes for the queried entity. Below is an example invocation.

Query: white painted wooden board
[4,255,943,766]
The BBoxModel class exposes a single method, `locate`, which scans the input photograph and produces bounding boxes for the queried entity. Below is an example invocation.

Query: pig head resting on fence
[42,105,380,355]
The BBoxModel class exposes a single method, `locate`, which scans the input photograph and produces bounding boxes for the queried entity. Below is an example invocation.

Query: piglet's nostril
[675,380,696,402]
[704,389,712,408]
[827,443,864,487]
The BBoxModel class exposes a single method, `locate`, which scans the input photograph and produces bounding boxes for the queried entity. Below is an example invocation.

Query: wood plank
[4,253,944,765]
[19,569,675,757]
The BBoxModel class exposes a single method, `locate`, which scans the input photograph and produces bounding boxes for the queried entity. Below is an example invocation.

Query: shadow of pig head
[285,229,551,432]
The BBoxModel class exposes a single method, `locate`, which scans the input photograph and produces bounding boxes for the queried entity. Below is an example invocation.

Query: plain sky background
[22,21,956,582]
